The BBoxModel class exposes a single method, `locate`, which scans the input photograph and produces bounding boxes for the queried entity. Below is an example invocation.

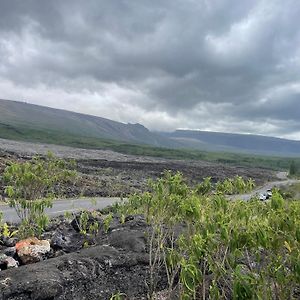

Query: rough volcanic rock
[94,215,149,254]
[51,224,84,253]
[0,215,165,299]
[0,215,171,299]
[0,254,18,270]
[0,147,276,199]
[2,247,16,257]
[16,238,51,265]
[2,237,18,248]
[108,229,147,253]
[71,214,103,233]
[4,257,18,269]
[0,254,8,269]
[0,245,166,300]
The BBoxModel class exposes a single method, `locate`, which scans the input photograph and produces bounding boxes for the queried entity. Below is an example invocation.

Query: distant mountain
[0,99,300,157]
[0,99,176,148]
[163,130,300,157]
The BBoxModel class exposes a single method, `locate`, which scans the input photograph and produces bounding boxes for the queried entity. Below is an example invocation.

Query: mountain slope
[0,99,176,148]
[1,99,300,157]
[163,130,300,156]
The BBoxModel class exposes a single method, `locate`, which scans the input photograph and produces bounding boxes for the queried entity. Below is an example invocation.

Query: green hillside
[1,99,300,170]
[1,99,300,157]
[1,121,299,171]
[0,99,176,148]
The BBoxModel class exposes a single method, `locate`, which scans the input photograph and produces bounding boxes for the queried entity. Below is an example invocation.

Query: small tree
[289,160,298,176]
[3,152,76,237]
[196,177,212,195]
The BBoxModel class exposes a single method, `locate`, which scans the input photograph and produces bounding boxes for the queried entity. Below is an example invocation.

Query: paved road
[230,175,299,201]
[0,197,122,223]
[1,173,299,222]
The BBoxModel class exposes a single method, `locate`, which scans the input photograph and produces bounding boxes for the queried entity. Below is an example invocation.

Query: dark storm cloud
[0,0,300,139]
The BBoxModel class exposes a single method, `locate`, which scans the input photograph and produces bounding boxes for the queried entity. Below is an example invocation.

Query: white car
[266,189,272,198]
[259,193,267,201]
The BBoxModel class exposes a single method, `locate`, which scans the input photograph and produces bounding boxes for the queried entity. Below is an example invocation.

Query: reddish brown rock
[16,237,51,264]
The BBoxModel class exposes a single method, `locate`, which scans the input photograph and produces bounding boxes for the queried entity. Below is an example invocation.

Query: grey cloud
[0,0,300,139]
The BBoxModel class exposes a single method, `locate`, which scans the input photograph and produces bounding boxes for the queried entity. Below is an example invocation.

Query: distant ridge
[0,99,300,157]
[0,99,176,148]
[163,130,300,156]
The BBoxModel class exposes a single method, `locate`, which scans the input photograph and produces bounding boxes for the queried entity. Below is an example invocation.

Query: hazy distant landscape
[1,0,300,299]
[1,99,300,172]
[1,87,300,300]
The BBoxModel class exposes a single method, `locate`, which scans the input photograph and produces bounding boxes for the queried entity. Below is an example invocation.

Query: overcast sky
[0,1,300,139]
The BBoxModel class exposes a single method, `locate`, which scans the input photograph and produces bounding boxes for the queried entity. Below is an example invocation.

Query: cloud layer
[0,0,300,139]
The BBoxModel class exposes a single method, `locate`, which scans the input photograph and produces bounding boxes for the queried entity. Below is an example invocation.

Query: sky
[0,0,300,140]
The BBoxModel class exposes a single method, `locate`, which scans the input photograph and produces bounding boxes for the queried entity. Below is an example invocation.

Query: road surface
[1,173,299,222]
[230,173,299,201]
[0,197,122,223]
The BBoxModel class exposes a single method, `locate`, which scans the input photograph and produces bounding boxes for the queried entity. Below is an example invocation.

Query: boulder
[0,253,18,270]
[2,237,18,247]
[5,256,19,269]
[108,229,146,253]
[0,245,160,300]
[124,214,148,229]
[94,215,149,252]
[0,253,8,270]
[16,237,51,264]
[51,224,84,253]
[3,246,16,257]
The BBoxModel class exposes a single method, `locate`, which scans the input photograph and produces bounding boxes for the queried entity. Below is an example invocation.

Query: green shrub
[289,160,300,177]
[216,176,255,195]
[116,172,300,299]
[3,152,76,237]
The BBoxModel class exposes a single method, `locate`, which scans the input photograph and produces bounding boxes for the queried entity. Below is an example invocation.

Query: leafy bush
[74,210,100,237]
[3,152,76,237]
[116,172,300,299]
[215,176,255,195]
[289,160,300,177]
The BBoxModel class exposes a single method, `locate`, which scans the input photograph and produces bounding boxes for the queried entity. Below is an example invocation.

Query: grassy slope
[0,100,177,148]
[0,122,299,170]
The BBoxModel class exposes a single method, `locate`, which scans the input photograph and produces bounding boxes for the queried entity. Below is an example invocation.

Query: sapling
[104,213,113,233]
[3,152,76,237]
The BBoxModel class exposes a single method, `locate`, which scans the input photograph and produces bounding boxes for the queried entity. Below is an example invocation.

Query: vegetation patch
[1,122,299,170]
[114,172,300,299]
[289,160,300,177]
[0,155,299,299]
[2,152,76,237]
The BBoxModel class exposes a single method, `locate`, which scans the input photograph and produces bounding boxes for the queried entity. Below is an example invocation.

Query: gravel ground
[0,138,277,199]
[0,138,172,162]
